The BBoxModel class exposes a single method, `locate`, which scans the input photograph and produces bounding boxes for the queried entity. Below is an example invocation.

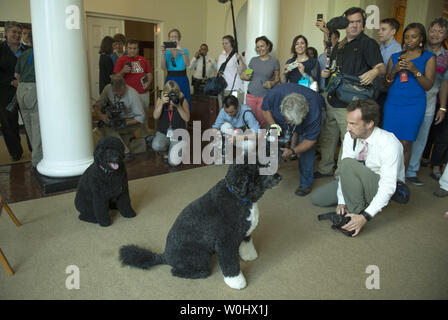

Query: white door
[86,16,125,101]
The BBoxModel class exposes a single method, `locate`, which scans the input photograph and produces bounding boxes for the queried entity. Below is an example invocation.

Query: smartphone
[317,14,323,20]
[163,41,177,48]
[245,68,253,75]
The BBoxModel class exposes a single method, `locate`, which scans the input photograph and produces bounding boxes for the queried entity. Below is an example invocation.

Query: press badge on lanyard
[166,108,174,139]
[400,71,408,83]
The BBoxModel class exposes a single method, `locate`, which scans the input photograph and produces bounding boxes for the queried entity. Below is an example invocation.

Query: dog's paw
[120,209,136,218]
[224,272,247,290]
[98,219,112,227]
[239,238,258,261]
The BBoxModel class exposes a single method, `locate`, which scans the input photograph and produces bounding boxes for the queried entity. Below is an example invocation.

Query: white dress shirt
[189,55,217,79]
[337,127,405,217]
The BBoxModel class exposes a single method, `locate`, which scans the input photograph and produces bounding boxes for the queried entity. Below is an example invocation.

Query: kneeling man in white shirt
[312,99,406,237]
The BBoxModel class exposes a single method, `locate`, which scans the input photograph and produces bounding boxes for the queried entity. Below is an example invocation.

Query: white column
[31,0,93,177]
[245,0,280,66]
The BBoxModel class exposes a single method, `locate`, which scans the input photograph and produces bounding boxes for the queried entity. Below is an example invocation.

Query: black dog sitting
[119,163,281,290]
[75,136,136,227]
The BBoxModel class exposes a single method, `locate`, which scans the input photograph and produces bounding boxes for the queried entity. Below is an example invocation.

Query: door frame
[85,11,164,94]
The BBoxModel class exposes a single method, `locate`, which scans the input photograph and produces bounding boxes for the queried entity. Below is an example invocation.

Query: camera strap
[218,50,236,76]
[167,107,174,125]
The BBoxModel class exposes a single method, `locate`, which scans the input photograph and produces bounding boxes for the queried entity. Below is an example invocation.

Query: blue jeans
[297,135,316,188]
[406,114,434,178]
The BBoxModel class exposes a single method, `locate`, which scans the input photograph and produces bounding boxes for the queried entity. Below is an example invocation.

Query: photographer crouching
[262,83,324,196]
[94,74,146,163]
[210,95,260,162]
[152,80,190,166]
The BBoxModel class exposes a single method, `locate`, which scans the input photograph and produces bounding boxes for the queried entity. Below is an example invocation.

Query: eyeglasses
[171,57,177,68]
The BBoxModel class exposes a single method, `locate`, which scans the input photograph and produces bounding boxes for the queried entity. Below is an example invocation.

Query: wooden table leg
[0,248,14,276]
[0,196,21,227]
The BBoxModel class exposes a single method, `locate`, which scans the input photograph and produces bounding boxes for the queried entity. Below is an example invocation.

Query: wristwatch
[288,147,296,157]
[415,71,422,78]
[360,211,372,221]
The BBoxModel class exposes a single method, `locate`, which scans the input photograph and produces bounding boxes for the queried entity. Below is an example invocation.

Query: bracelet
[440,107,447,112]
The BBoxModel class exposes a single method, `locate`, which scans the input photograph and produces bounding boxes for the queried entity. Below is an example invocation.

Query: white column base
[37,157,93,177]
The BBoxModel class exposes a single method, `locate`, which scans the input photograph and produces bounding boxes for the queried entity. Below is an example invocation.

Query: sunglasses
[171,57,177,68]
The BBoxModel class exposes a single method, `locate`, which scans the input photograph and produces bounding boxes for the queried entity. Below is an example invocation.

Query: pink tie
[357,141,368,162]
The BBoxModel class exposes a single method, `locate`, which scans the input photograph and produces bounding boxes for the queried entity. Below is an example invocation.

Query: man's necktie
[356,140,368,162]
[202,55,206,79]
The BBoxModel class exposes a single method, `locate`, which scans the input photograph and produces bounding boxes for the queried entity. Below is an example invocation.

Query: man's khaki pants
[99,123,143,154]
[139,92,150,137]
[16,82,43,167]
[311,158,380,214]
[316,95,348,176]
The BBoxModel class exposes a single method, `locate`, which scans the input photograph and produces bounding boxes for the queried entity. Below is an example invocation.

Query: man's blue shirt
[261,83,323,141]
[213,104,260,132]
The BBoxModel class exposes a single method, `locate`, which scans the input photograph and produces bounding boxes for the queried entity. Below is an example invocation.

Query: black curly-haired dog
[119,163,281,290]
[75,136,136,227]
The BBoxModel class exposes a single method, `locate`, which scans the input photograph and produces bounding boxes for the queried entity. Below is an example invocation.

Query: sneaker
[314,171,333,179]
[295,185,311,197]
[406,176,423,186]
[433,187,448,198]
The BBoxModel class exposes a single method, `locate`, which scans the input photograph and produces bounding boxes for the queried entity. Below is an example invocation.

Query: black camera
[318,212,355,237]
[278,125,294,145]
[266,124,293,146]
[98,101,126,129]
[168,92,180,105]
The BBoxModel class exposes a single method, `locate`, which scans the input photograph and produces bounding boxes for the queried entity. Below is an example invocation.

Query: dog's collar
[99,164,111,174]
[226,186,251,204]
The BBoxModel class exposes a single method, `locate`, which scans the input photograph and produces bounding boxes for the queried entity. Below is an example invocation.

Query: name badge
[400,71,408,83]
[166,126,173,139]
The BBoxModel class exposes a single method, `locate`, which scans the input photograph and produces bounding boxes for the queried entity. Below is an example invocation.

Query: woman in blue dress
[383,23,436,170]
[161,29,191,111]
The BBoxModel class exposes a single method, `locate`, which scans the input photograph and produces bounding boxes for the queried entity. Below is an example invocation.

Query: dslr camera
[98,101,126,129]
[167,92,180,105]
[318,212,355,237]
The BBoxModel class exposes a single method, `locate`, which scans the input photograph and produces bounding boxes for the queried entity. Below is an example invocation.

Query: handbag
[204,51,236,96]
[327,73,377,104]
[204,74,228,96]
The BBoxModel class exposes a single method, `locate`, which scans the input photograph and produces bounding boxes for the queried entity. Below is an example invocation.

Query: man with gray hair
[262,83,324,196]
[94,74,146,162]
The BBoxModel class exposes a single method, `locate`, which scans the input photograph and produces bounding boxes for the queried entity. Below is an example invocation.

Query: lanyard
[168,107,174,125]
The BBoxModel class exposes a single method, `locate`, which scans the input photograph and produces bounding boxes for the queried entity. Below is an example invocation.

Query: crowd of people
[1,6,447,232]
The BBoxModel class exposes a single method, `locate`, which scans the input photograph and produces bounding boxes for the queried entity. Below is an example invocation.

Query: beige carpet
[1,162,447,300]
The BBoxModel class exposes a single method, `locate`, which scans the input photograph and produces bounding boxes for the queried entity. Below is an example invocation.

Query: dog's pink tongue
[109,163,119,170]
